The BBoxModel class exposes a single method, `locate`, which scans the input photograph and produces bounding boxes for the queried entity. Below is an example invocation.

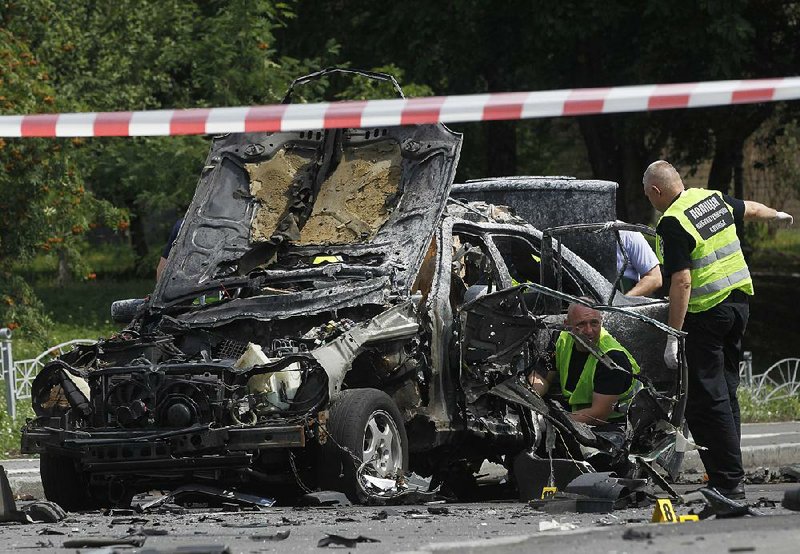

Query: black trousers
[683,297,749,489]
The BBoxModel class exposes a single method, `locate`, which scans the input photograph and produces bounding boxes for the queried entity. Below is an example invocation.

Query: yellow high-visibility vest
[656,188,753,313]
[554,328,640,420]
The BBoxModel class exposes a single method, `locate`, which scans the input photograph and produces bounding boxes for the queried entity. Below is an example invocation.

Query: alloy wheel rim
[362,410,402,477]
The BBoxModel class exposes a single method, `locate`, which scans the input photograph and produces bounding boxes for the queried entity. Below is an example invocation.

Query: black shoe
[711,483,746,500]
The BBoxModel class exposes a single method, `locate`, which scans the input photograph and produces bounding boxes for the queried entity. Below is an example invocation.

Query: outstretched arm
[744,201,793,224]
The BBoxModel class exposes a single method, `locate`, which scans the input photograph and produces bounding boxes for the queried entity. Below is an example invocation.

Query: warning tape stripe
[1,77,799,137]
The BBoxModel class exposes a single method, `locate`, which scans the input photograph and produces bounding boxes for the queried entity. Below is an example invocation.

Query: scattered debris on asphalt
[780,464,800,482]
[140,484,274,511]
[538,519,578,532]
[564,471,649,510]
[36,527,65,535]
[135,546,232,554]
[0,465,66,524]
[110,517,150,525]
[694,488,764,519]
[105,508,137,516]
[249,529,291,541]
[317,533,381,548]
[21,500,66,523]
[751,497,777,508]
[300,491,352,507]
[622,528,653,541]
[529,492,592,514]
[427,506,450,515]
[594,515,622,526]
[371,508,398,520]
[132,527,170,536]
[782,487,800,511]
[745,467,779,484]
[358,471,440,505]
[62,535,147,548]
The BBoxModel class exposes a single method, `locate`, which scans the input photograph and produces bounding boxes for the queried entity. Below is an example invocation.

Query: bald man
[529,302,640,426]
[642,160,793,500]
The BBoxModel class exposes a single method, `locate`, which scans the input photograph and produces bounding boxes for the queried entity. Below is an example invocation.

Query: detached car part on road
[21,69,687,510]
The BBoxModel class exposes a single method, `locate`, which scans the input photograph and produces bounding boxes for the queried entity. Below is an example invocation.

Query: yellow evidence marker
[541,486,558,499]
[651,498,678,523]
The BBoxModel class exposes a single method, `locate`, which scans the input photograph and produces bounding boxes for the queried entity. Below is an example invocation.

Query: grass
[748,227,800,274]
[11,278,153,360]
[739,386,800,423]
[0,398,33,459]
[16,242,140,277]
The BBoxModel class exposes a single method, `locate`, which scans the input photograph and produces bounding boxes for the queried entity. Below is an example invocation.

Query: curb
[6,474,42,500]
[680,442,800,476]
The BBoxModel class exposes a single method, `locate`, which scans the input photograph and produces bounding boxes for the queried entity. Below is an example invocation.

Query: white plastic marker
[2,77,799,138]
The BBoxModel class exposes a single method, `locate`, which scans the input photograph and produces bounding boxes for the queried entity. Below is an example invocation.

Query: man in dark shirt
[156,218,184,281]
[642,160,793,499]
[529,302,639,426]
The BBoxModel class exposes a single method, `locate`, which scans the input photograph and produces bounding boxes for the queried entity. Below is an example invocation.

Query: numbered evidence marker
[651,498,677,523]
[651,499,699,523]
[541,487,557,500]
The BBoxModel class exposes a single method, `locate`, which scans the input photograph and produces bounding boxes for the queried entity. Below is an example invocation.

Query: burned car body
[21,75,686,510]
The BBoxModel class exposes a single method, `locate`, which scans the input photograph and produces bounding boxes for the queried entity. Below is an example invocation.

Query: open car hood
[152,124,462,308]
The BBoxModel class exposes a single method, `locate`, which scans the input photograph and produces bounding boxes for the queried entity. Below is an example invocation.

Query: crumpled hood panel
[153,124,461,308]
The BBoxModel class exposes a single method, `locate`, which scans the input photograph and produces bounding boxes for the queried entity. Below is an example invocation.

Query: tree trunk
[484,120,517,177]
[577,116,650,223]
[708,106,773,194]
[733,148,745,200]
[129,210,149,263]
[707,143,737,194]
[56,247,70,287]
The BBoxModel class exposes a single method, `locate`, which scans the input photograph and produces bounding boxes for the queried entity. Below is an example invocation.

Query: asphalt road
[2,421,800,553]
[0,484,798,554]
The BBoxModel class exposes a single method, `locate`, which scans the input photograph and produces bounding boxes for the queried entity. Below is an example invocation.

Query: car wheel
[40,452,97,511]
[321,388,408,502]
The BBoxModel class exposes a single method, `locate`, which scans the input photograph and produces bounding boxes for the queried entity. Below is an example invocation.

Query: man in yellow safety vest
[528,301,640,427]
[642,160,793,500]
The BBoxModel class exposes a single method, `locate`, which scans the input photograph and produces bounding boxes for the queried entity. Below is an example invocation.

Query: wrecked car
[20,70,686,510]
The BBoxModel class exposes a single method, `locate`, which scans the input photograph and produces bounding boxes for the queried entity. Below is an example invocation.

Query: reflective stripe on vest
[656,189,753,313]
[554,328,641,420]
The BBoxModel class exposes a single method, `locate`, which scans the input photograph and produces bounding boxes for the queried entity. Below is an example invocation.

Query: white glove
[664,335,679,370]
[775,211,794,225]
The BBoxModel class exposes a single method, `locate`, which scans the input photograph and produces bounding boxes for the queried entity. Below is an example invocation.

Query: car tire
[321,388,408,503]
[40,452,97,511]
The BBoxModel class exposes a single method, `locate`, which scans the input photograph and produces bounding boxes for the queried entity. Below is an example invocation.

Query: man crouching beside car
[528,301,640,429]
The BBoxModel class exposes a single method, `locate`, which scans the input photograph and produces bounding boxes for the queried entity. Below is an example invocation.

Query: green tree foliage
[279,0,800,220]
[3,0,332,272]
[1,0,334,341]
[745,114,800,246]
[0,28,125,344]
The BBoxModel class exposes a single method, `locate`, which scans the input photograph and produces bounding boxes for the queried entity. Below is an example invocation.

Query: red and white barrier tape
[2,77,799,138]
